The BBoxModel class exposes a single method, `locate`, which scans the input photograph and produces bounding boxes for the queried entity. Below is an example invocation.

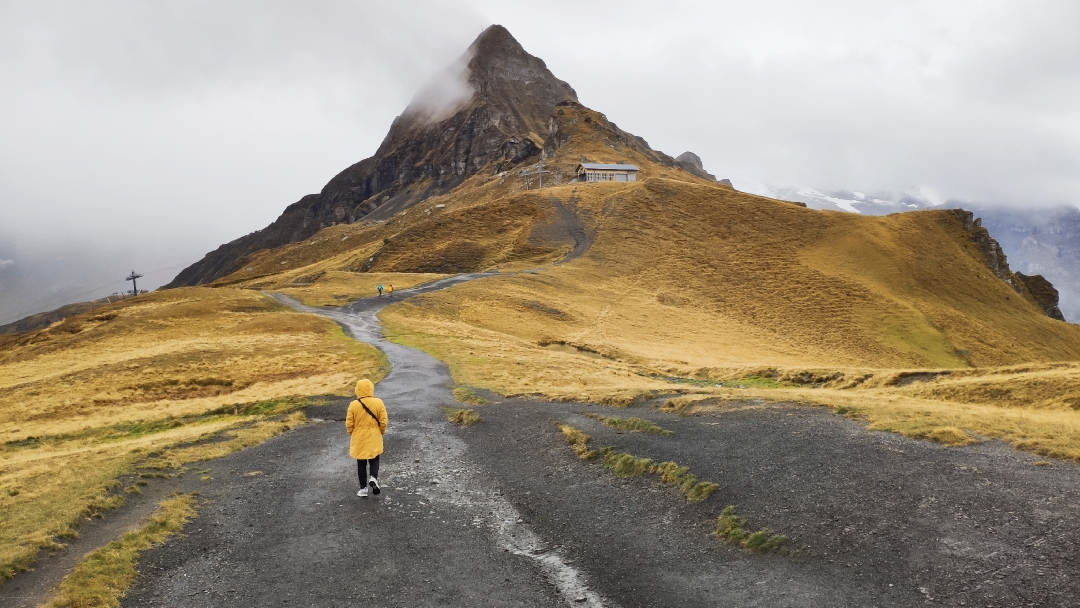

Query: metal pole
[126,270,143,296]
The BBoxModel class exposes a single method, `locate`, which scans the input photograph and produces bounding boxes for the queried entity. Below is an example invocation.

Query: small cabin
[577,163,639,183]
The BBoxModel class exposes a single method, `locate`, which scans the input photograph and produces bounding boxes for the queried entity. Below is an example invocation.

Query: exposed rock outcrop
[974,205,1080,322]
[949,208,1066,321]
[1016,273,1067,321]
[950,209,1025,289]
[675,151,717,182]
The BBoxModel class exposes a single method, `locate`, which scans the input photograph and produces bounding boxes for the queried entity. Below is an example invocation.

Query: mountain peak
[463,25,577,134]
[469,24,518,55]
[397,25,575,134]
[467,25,544,76]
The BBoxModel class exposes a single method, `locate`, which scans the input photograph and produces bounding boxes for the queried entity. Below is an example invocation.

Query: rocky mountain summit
[169,26,575,286]
[168,25,724,288]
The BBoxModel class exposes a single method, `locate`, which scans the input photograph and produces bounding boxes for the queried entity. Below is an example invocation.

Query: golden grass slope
[382,177,1080,376]
[249,103,1078,375]
[0,287,385,581]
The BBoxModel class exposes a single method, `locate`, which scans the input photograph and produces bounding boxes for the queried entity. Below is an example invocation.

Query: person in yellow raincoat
[345,378,388,497]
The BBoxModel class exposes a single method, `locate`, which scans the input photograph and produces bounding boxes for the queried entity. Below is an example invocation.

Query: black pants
[357,455,380,483]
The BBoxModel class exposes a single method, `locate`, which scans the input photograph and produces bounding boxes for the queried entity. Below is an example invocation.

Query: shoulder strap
[357,397,379,423]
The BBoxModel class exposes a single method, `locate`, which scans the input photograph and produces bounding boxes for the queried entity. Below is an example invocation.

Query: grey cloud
[403,48,476,124]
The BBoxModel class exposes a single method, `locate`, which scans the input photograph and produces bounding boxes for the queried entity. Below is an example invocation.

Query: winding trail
[273,277,607,606]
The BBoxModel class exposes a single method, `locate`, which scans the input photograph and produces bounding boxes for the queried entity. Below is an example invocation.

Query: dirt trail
[550,194,593,264]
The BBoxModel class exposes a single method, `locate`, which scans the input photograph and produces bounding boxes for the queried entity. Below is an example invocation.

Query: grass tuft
[584,412,672,436]
[43,493,197,608]
[440,407,482,426]
[602,450,654,478]
[925,426,977,446]
[595,448,720,502]
[558,425,596,459]
[452,387,490,405]
[714,505,788,553]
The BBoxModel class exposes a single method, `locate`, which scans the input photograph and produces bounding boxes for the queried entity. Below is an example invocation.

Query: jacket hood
[355,378,375,399]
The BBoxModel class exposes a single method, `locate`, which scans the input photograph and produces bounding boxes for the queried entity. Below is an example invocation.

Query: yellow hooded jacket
[345,379,388,460]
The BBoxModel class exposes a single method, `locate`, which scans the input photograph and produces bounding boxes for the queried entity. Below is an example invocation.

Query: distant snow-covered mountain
[741,183,1080,323]
[752,185,938,215]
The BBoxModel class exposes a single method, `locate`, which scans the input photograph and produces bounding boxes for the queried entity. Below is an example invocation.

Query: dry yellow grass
[382,303,674,405]
[0,288,386,582]
[439,407,482,426]
[383,287,1080,457]
[0,287,384,442]
[558,424,596,460]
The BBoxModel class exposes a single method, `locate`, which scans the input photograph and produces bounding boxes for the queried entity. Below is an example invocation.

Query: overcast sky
[2,0,1079,322]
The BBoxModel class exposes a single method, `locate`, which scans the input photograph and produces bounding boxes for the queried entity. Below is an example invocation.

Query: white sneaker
[357,487,368,497]
[368,477,381,495]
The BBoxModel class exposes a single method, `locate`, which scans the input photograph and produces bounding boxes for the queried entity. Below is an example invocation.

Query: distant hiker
[377,283,384,297]
[346,379,388,497]
[387,284,394,298]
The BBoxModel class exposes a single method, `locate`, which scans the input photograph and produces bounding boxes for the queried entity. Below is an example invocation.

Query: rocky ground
[7,279,1080,607]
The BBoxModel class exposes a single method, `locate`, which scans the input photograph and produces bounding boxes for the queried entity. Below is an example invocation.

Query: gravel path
[24,275,1075,607]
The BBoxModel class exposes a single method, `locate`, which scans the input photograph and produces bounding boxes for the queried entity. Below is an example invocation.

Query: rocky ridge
[948,209,1066,320]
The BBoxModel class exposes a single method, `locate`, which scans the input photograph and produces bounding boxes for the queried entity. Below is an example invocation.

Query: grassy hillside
[380,177,1080,373]
[0,287,386,580]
